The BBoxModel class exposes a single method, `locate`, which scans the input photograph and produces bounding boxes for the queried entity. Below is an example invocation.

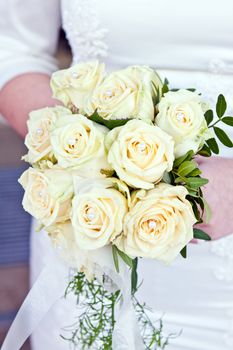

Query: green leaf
[213,127,233,147]
[188,168,202,177]
[100,168,115,177]
[161,78,169,96]
[187,188,199,196]
[162,85,169,96]
[175,176,187,185]
[162,171,173,184]
[173,150,194,168]
[170,88,196,92]
[186,177,209,189]
[206,138,219,154]
[178,160,197,177]
[191,201,201,222]
[116,248,134,269]
[89,111,132,130]
[112,246,119,273]
[216,94,227,118]
[186,88,196,92]
[174,176,187,184]
[197,144,212,157]
[152,82,161,105]
[164,77,169,85]
[204,109,214,125]
[131,258,138,295]
[198,196,205,211]
[180,246,187,258]
[202,198,212,224]
[222,116,233,126]
[199,187,204,198]
[193,228,211,241]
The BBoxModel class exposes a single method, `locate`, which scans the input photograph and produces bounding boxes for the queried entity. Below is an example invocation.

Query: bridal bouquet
[17,62,233,349]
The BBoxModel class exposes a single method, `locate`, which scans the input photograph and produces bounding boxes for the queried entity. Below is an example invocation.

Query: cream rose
[105,120,174,189]
[50,61,105,115]
[92,66,162,121]
[18,168,73,226]
[47,222,95,280]
[155,89,212,157]
[50,114,109,171]
[24,106,72,164]
[116,183,196,263]
[71,178,128,250]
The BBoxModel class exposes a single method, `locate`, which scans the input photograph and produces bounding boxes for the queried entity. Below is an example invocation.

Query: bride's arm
[0,0,61,137]
[0,73,60,137]
[197,156,233,240]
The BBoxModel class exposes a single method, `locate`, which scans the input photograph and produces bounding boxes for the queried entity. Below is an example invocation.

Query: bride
[0,1,233,349]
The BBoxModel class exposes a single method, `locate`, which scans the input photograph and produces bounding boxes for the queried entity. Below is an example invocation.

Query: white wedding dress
[1,1,233,349]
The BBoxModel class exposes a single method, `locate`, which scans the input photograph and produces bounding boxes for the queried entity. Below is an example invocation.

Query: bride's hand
[195,156,233,240]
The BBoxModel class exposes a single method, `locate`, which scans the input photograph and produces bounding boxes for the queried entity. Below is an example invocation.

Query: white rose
[155,89,212,157]
[24,106,72,164]
[50,114,109,171]
[71,178,128,250]
[105,120,174,189]
[116,183,196,263]
[47,222,95,280]
[50,61,105,115]
[92,66,162,121]
[18,168,73,226]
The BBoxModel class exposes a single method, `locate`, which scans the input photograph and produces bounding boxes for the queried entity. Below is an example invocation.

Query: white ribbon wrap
[1,256,68,350]
[1,246,144,350]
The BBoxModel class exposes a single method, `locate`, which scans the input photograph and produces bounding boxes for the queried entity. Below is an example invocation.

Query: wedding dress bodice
[62,0,233,72]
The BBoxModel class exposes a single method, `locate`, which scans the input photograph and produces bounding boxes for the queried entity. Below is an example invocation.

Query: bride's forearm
[0,73,61,137]
[197,156,233,240]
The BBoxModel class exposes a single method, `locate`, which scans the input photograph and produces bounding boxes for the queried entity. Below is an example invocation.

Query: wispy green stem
[61,273,174,350]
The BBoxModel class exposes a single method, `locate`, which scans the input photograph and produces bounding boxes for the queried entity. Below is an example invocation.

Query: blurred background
[0,31,71,349]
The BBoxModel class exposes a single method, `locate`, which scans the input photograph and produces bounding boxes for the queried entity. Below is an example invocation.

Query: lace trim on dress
[61,0,108,64]
[193,59,233,113]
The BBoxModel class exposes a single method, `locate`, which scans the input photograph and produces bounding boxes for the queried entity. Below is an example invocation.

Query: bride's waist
[157,67,233,93]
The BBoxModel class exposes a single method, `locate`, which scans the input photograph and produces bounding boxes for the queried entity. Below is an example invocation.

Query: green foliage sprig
[61,272,172,350]
[163,150,212,257]
[133,297,177,350]
[168,151,209,217]
[200,94,233,155]
[89,111,132,130]
[61,272,120,350]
